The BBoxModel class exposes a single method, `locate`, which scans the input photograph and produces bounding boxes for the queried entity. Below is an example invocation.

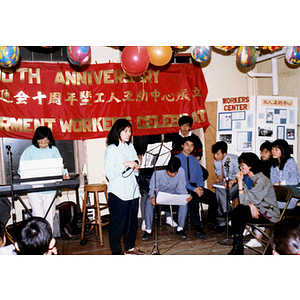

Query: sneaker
[141,231,152,241]
[166,217,178,227]
[176,230,187,239]
[244,238,262,248]
[124,248,145,255]
[196,226,207,239]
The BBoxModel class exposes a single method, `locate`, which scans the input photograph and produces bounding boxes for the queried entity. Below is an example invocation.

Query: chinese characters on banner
[0,62,209,140]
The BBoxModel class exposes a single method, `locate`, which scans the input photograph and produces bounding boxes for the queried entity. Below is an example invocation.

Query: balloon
[191,46,211,62]
[260,46,283,51]
[173,46,188,49]
[146,46,172,66]
[121,46,149,76]
[214,46,236,52]
[67,46,91,66]
[236,46,256,67]
[0,46,20,68]
[285,46,300,65]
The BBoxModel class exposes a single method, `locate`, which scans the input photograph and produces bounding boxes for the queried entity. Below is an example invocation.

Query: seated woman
[228,152,280,255]
[270,139,300,209]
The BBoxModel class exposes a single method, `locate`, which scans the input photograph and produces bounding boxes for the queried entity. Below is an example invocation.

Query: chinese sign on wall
[0,62,209,140]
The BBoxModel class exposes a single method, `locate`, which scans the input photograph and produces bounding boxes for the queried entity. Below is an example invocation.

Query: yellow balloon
[146,46,172,66]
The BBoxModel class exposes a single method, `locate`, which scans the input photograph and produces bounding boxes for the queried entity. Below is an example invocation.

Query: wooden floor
[55,212,261,255]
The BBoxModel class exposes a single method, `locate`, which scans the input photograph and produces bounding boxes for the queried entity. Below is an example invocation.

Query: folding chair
[244,185,293,255]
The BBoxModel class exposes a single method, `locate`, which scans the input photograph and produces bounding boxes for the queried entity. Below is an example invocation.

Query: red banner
[0,61,209,140]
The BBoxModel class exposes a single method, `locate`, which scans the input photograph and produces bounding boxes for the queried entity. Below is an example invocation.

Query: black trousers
[187,188,218,226]
[107,193,139,255]
[231,204,272,236]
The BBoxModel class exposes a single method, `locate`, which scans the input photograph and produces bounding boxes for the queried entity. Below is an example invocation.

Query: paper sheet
[141,142,172,168]
[156,191,189,205]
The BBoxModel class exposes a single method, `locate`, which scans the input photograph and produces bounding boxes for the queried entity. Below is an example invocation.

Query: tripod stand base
[149,243,160,255]
[218,238,233,246]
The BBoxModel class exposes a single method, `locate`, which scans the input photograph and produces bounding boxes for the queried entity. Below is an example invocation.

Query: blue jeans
[107,193,138,255]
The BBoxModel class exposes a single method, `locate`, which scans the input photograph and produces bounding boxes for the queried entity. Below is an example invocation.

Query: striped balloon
[236,46,256,67]
[191,46,211,62]
[0,46,20,68]
[285,46,300,65]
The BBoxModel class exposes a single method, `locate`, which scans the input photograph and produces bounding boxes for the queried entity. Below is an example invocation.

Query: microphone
[224,156,231,169]
[123,160,139,174]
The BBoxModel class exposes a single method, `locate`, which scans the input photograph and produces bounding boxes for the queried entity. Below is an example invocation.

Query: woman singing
[104,119,145,255]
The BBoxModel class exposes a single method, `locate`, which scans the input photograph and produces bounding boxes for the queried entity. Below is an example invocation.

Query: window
[19,46,68,62]
[2,138,76,183]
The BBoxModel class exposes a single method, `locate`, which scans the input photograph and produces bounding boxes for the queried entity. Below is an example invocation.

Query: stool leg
[95,191,103,246]
[81,191,88,240]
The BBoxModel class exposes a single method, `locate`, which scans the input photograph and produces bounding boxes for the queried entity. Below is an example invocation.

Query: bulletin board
[256,95,298,161]
[216,96,256,156]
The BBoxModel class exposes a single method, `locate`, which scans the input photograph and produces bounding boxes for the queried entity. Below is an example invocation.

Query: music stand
[218,159,233,246]
[141,141,172,255]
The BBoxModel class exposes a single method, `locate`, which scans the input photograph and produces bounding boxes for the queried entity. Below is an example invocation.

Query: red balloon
[121,46,149,77]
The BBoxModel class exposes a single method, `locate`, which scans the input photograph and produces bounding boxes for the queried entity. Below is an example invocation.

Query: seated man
[15,217,57,255]
[176,137,219,239]
[142,157,192,240]
[212,141,240,230]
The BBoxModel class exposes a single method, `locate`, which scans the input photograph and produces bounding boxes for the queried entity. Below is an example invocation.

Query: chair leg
[94,192,103,246]
[81,192,87,240]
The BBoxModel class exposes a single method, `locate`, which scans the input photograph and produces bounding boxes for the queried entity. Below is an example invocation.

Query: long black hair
[32,126,55,149]
[271,139,291,170]
[106,119,132,146]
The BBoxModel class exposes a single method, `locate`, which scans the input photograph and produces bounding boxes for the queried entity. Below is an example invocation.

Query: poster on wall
[256,95,298,161]
[216,96,256,156]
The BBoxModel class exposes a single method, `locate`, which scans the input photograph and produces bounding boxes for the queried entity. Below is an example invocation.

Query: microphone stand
[218,159,233,246]
[147,141,171,255]
[6,145,17,239]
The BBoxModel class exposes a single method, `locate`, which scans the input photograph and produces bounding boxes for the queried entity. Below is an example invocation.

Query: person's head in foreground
[15,217,57,255]
[270,218,300,255]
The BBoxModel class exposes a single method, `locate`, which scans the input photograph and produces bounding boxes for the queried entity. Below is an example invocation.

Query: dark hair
[270,218,300,255]
[106,119,132,146]
[32,126,55,149]
[0,221,5,240]
[271,139,291,170]
[16,217,53,255]
[181,136,195,147]
[238,152,261,174]
[212,141,227,155]
[166,157,181,173]
[178,115,193,127]
[260,141,272,152]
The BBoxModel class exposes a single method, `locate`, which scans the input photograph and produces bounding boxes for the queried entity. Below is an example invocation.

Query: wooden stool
[80,184,109,246]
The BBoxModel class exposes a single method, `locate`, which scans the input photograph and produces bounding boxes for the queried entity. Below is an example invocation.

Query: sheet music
[156,191,189,206]
[141,142,172,168]
[19,157,63,184]
[212,182,226,189]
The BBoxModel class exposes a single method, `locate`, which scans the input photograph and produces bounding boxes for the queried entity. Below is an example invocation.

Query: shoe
[227,234,244,255]
[141,231,152,241]
[216,212,232,222]
[166,217,178,227]
[124,248,145,255]
[244,238,262,248]
[176,230,187,239]
[214,225,226,233]
[207,221,218,229]
[196,226,207,239]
